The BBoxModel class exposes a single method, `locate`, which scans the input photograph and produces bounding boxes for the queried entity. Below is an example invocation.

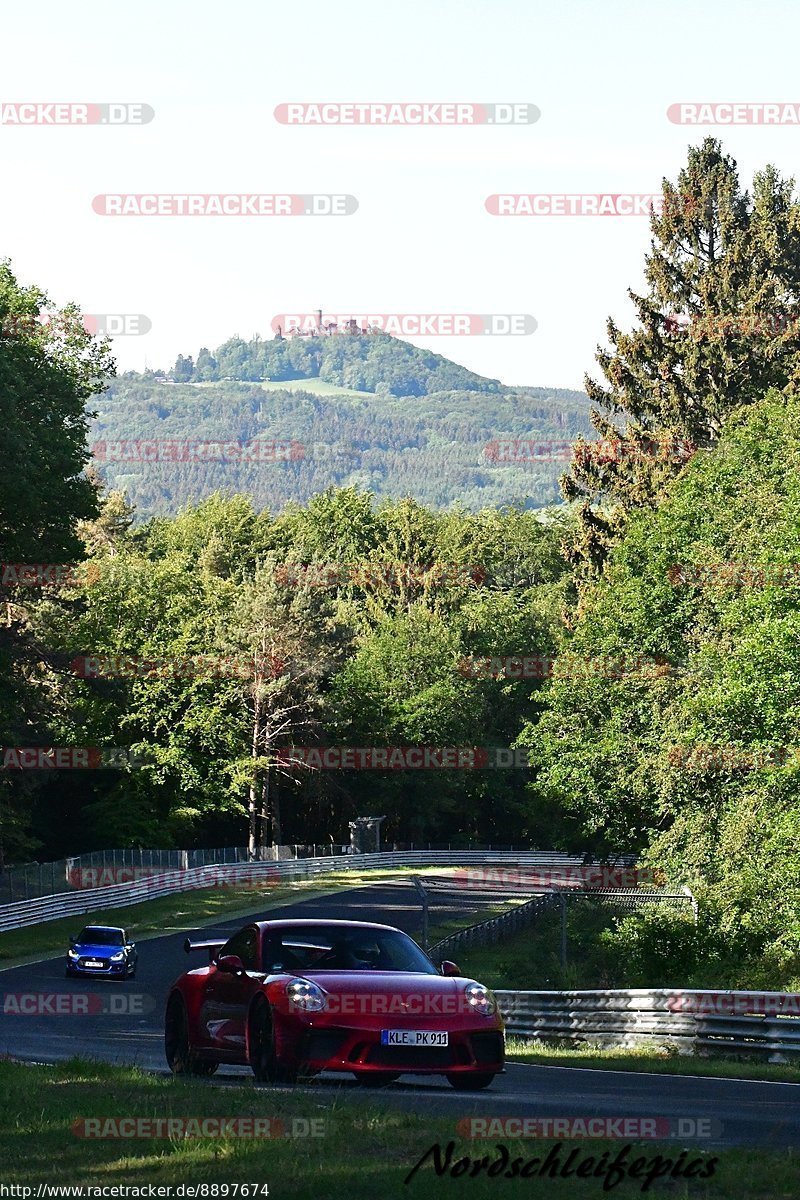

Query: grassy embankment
[0,1058,793,1198]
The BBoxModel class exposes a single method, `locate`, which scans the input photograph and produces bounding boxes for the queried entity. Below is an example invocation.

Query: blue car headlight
[68,949,80,960]
[110,951,125,962]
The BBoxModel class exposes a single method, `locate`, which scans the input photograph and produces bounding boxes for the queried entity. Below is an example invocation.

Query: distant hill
[92,333,592,519]
[169,330,503,396]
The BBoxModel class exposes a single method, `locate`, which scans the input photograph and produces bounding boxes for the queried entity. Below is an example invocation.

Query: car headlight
[464,983,496,1015]
[110,951,125,962]
[68,949,80,959]
[286,978,327,1012]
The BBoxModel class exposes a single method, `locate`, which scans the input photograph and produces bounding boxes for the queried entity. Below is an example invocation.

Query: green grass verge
[0,1059,794,1198]
[506,1039,800,1085]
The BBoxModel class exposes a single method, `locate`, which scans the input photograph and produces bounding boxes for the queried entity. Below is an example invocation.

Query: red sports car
[165,918,504,1089]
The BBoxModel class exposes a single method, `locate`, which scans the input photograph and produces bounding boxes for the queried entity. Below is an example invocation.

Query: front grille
[469,1032,504,1066]
[366,1044,461,1068]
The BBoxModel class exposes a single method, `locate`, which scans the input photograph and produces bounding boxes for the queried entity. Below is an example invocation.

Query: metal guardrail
[581,889,694,909]
[0,846,345,903]
[496,988,800,1061]
[0,842,551,903]
[429,890,695,958]
[430,892,560,956]
[0,851,604,932]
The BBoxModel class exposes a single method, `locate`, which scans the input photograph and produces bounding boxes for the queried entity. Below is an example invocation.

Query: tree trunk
[257,770,269,856]
[269,768,282,846]
[248,693,262,860]
[247,779,258,860]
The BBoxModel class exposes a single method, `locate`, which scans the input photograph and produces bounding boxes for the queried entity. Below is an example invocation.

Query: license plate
[84,960,103,968]
[380,1030,448,1046]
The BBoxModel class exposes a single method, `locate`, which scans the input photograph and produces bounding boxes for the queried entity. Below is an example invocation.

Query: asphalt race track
[1,877,798,1151]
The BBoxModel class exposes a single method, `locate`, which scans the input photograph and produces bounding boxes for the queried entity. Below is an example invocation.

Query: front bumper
[287,1024,504,1076]
[66,958,129,977]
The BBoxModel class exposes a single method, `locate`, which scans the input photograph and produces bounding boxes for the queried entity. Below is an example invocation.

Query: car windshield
[77,927,124,945]
[262,925,438,974]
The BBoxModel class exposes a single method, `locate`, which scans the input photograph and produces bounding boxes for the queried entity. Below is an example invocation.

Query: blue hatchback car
[65,925,138,979]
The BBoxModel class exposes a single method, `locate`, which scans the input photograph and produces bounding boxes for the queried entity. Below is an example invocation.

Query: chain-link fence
[0,845,313,903]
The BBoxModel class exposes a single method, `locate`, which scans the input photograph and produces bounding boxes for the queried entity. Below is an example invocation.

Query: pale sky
[3,0,799,390]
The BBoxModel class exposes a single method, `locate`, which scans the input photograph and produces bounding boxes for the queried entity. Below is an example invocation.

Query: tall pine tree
[563,138,800,578]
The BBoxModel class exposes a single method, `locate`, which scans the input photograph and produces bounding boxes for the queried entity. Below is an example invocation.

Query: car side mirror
[216,954,246,975]
[440,960,461,977]
[69,935,77,945]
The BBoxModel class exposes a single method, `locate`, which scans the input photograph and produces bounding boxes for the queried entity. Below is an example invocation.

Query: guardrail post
[411,876,429,952]
[560,893,567,971]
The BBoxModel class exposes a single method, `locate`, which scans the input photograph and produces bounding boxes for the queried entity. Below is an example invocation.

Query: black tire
[353,1072,400,1087]
[446,1072,495,1091]
[165,995,217,1076]
[249,1001,297,1085]
[128,963,137,979]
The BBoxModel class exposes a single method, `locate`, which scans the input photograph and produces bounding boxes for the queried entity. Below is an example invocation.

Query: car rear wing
[184,937,226,962]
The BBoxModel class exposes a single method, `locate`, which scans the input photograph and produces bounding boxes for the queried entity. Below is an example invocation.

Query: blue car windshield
[78,927,124,945]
